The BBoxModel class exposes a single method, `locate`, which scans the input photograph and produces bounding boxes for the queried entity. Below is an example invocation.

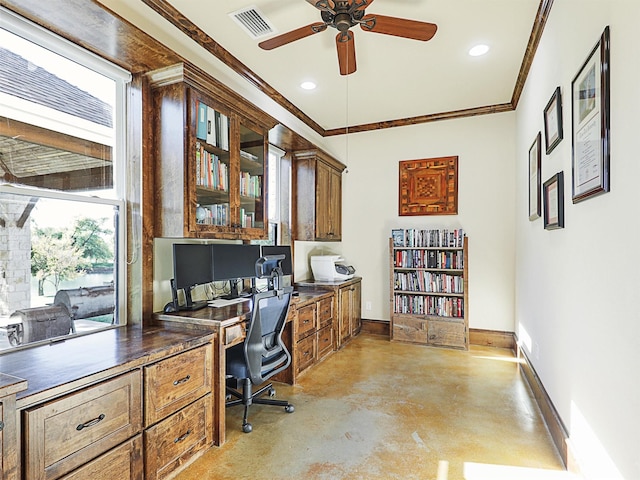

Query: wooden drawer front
[60,434,143,480]
[295,304,316,342]
[295,334,316,374]
[428,320,466,349]
[24,370,142,480]
[144,394,212,480]
[316,324,333,359]
[392,316,429,344]
[317,297,333,328]
[144,344,212,426]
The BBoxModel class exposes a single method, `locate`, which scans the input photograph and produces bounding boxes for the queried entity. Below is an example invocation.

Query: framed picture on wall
[529,132,542,220]
[543,171,564,230]
[571,26,610,203]
[398,156,458,216]
[543,86,563,154]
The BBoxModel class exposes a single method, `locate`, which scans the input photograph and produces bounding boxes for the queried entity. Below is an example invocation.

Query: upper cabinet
[149,63,277,240]
[293,149,346,241]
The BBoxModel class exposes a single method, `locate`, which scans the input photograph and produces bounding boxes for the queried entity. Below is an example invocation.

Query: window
[0,8,130,351]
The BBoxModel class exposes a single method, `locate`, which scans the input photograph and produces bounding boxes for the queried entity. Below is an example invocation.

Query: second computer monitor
[260,245,292,276]
[211,243,261,281]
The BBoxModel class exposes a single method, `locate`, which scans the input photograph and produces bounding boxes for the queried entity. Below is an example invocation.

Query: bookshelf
[389,228,468,350]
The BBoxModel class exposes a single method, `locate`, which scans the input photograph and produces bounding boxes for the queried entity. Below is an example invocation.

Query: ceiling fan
[258,0,438,75]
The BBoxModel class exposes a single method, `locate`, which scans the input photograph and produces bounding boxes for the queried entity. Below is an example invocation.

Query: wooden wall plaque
[399,156,458,216]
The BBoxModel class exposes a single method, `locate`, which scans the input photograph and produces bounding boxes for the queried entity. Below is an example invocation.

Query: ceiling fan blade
[360,14,437,41]
[336,32,356,76]
[306,0,335,13]
[259,22,327,50]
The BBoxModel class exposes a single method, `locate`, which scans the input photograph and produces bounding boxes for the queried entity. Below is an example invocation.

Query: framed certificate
[571,26,610,203]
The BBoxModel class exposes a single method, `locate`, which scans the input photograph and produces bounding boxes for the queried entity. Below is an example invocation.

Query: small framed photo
[543,171,564,230]
[543,86,563,154]
[528,132,542,220]
[571,26,610,203]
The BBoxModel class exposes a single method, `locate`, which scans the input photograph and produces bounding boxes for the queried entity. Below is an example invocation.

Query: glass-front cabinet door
[190,92,267,239]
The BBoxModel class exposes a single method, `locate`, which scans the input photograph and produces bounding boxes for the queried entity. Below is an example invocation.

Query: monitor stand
[220,279,241,300]
[180,286,208,311]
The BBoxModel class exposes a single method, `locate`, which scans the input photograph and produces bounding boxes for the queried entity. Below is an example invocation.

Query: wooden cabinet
[292,149,346,241]
[143,344,212,427]
[143,344,213,480]
[297,278,362,350]
[390,230,469,350]
[59,435,143,480]
[149,62,277,240]
[0,374,27,480]
[291,294,334,378]
[23,370,142,480]
[144,394,212,480]
[336,280,361,348]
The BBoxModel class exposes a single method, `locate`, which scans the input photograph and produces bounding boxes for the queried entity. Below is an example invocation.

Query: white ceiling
[111,0,542,132]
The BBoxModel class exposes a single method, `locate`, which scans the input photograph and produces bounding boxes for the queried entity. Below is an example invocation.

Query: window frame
[0,7,131,333]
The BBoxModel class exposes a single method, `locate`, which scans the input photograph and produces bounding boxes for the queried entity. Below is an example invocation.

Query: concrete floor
[175,334,569,480]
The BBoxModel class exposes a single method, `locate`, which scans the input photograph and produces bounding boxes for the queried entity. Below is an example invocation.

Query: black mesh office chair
[225,255,295,433]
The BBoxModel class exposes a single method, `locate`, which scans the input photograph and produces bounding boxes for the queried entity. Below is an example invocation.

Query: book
[196,102,207,140]
[391,229,405,247]
[207,107,216,146]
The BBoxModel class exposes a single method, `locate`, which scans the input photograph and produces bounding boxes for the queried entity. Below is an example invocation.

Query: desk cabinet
[290,294,334,379]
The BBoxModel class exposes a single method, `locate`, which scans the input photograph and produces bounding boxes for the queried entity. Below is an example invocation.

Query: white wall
[328,113,517,332]
[515,1,640,478]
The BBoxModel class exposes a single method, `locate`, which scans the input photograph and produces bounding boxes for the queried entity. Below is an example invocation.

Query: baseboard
[517,345,570,470]
[469,328,517,351]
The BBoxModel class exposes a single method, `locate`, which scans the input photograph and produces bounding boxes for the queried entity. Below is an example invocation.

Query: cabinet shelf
[390,231,469,350]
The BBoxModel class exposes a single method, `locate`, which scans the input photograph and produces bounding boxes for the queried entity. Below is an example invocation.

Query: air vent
[229,6,276,40]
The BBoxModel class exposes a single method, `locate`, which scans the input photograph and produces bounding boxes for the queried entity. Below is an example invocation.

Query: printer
[310,255,355,282]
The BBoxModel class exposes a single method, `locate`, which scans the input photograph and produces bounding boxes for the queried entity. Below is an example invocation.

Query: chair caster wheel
[268,387,276,397]
[285,404,295,413]
[242,423,253,433]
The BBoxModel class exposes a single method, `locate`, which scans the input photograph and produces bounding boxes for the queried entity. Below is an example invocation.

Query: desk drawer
[317,324,333,359]
[295,334,316,374]
[295,304,316,342]
[23,370,142,480]
[144,344,212,426]
[144,394,212,480]
[60,434,143,480]
[317,297,333,328]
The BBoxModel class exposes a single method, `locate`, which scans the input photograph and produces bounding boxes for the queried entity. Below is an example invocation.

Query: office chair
[225,255,295,433]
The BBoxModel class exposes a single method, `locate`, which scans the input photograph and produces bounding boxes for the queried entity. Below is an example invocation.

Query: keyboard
[207,297,249,308]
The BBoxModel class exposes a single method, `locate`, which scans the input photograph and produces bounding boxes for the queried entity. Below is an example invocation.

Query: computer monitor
[173,243,213,310]
[211,243,261,299]
[260,245,293,276]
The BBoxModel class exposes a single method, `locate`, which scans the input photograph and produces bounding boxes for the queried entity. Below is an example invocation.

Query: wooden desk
[153,290,334,443]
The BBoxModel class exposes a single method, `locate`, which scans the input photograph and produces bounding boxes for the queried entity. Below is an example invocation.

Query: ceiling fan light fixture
[469,44,490,57]
[301,81,317,90]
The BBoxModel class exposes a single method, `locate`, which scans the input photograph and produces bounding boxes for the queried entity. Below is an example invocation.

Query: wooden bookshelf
[389,229,468,350]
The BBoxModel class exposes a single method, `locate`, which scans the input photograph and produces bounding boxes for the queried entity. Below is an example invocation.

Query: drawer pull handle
[173,375,191,386]
[76,413,105,431]
[174,429,191,443]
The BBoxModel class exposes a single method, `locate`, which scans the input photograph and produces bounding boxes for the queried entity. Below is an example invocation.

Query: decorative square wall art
[399,156,458,216]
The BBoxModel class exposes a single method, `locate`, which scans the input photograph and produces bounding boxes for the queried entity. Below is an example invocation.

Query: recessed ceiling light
[469,44,490,57]
[300,81,317,90]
